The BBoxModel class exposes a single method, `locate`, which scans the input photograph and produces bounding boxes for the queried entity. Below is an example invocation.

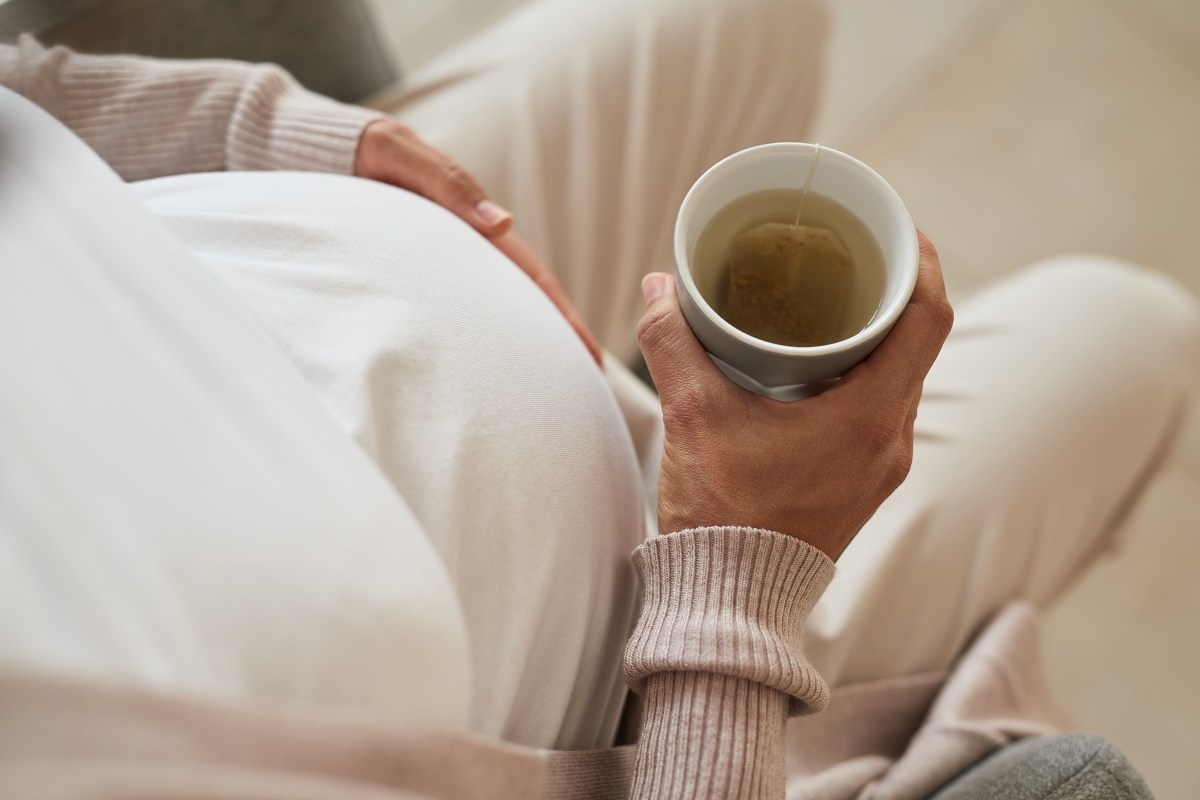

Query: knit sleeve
[623,527,835,800]
[0,35,384,182]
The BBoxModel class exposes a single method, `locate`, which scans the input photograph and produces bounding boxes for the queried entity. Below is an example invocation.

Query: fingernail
[641,274,666,305]
[475,199,512,227]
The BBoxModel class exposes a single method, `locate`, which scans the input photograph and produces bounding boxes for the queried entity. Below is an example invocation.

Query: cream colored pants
[380,0,1200,687]
[378,0,830,364]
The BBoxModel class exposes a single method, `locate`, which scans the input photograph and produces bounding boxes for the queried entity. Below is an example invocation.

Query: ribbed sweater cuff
[227,64,384,175]
[624,527,834,716]
[633,671,789,798]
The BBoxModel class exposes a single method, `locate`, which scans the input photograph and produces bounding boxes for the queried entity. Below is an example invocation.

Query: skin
[354,118,603,365]
[353,118,953,558]
[636,232,953,560]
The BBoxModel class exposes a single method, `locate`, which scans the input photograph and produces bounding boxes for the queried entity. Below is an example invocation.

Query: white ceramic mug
[674,142,919,400]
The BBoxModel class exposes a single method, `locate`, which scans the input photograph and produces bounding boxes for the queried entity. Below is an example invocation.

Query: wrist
[624,527,833,716]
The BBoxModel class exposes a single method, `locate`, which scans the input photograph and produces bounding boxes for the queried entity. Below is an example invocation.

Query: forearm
[0,35,382,181]
[624,527,835,800]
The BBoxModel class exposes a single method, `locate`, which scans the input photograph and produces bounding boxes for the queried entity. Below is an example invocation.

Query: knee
[1017,254,1200,367]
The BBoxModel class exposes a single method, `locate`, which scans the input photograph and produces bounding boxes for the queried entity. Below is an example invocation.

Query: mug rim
[673,142,919,357]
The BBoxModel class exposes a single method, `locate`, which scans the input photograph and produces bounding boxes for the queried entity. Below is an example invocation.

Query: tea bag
[725,222,854,346]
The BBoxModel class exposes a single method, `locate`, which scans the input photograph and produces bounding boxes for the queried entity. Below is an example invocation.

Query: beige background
[365,0,1200,796]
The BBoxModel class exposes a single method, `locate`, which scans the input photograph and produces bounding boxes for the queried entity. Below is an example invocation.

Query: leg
[0,90,471,729]
[804,257,1200,685]
[377,0,831,362]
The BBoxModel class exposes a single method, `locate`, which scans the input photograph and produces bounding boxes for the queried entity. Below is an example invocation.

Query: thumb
[636,273,723,401]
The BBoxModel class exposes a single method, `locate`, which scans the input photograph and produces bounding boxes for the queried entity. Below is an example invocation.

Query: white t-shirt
[133,171,653,749]
[0,93,474,743]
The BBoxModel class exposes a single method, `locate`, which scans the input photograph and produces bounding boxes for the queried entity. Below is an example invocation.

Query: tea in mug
[692,188,885,347]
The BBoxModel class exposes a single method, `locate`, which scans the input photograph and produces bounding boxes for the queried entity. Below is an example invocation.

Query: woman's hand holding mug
[637,232,952,560]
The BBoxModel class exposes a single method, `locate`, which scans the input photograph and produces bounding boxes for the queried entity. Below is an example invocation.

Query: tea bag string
[792,143,821,229]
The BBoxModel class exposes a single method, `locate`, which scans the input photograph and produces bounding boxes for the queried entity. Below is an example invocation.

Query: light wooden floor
[366,1,1200,795]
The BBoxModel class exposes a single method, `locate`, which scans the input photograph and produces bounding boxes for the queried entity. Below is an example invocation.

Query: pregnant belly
[134,171,647,750]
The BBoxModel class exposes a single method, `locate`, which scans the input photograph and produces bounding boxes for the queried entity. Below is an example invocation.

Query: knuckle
[861,408,904,450]
[914,296,954,344]
[389,121,415,139]
[637,309,708,415]
[441,162,480,195]
[661,388,706,430]
[930,298,955,340]
[635,305,676,349]
[889,447,914,487]
[374,121,415,151]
